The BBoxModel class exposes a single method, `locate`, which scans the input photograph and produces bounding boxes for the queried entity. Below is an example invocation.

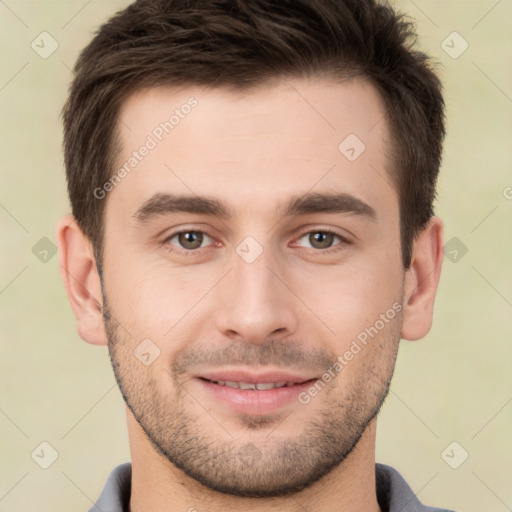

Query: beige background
[1,1,511,510]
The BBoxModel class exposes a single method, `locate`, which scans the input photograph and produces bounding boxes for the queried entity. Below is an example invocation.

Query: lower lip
[197,378,317,415]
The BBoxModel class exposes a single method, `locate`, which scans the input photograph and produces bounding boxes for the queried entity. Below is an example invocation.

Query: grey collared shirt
[88,462,455,512]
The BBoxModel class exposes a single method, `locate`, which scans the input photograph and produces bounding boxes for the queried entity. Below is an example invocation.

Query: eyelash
[162,228,351,256]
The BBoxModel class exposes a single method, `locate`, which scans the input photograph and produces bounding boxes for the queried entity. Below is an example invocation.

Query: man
[56,0,451,510]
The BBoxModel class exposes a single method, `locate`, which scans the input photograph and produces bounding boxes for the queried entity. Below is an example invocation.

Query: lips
[195,370,318,415]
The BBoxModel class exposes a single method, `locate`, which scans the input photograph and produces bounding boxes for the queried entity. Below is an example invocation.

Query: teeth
[255,383,276,390]
[239,382,256,390]
[213,380,294,390]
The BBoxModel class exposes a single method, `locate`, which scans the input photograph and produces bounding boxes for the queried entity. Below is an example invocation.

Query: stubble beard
[102,293,402,497]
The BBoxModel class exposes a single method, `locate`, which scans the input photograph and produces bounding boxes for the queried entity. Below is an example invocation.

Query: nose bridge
[213,240,298,344]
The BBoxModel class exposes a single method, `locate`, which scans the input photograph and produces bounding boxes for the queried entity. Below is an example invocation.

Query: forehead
[109,77,396,222]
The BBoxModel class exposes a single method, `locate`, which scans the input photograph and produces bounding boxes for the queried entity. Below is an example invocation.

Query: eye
[295,230,349,251]
[162,228,350,256]
[166,230,214,251]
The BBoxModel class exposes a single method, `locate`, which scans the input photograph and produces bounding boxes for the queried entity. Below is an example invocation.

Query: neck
[127,408,381,512]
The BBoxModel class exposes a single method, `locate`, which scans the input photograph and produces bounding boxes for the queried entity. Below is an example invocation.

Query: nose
[212,246,299,345]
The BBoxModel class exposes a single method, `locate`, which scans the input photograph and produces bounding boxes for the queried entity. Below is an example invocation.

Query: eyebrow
[133,191,377,223]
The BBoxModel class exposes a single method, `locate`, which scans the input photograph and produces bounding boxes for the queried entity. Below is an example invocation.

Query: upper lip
[197,369,316,384]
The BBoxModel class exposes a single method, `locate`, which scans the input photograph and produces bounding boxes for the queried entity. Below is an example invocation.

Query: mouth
[194,370,318,415]
[201,379,305,390]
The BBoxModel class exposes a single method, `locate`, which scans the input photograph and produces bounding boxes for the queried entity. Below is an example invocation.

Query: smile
[206,380,300,390]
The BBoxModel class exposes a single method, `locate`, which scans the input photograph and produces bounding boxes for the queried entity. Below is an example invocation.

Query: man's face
[101,78,405,496]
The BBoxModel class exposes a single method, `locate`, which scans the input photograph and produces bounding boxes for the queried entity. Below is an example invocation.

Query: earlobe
[401,216,444,341]
[55,215,108,346]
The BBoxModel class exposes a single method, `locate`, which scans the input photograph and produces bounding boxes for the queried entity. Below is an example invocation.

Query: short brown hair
[62,0,445,269]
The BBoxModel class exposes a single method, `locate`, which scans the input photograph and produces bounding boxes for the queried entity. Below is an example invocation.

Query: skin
[56,77,444,512]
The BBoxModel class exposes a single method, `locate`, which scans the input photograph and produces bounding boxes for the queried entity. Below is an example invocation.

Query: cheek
[293,256,403,343]
[103,256,219,345]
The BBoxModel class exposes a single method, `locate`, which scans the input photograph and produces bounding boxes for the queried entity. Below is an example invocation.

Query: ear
[401,216,444,341]
[55,215,108,345]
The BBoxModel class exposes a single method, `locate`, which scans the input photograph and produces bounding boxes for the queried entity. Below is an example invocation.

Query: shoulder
[376,463,456,512]
[89,462,132,512]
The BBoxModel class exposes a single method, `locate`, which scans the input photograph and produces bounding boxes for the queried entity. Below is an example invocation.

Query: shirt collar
[89,462,453,512]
